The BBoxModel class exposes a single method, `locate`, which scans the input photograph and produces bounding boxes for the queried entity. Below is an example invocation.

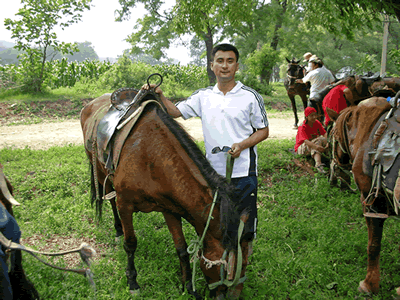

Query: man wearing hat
[296,56,335,120]
[294,107,328,174]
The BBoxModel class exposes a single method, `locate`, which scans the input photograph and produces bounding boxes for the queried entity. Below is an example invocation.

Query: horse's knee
[123,240,137,254]
[177,247,189,261]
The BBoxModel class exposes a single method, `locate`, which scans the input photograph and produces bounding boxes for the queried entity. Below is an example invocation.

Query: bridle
[286,63,304,81]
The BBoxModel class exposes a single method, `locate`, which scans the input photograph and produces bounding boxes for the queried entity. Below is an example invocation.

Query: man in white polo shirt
[144,43,269,242]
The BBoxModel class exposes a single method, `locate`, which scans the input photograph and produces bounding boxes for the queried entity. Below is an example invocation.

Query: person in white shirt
[296,55,335,121]
[143,43,269,242]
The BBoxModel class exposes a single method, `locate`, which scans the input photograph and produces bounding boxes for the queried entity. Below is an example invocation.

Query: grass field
[1,138,400,299]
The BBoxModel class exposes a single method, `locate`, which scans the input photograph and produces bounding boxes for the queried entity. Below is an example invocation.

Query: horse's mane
[153,104,240,250]
[335,104,391,152]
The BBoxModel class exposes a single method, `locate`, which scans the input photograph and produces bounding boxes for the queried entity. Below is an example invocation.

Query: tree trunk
[260,0,287,84]
[204,27,216,85]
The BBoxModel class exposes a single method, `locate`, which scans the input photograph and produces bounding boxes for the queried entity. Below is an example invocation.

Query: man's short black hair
[212,43,239,62]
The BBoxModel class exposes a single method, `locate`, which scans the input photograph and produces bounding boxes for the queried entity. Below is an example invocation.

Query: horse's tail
[89,161,104,221]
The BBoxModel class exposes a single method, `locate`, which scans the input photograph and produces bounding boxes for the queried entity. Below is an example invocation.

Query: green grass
[1,140,400,299]
[0,86,107,103]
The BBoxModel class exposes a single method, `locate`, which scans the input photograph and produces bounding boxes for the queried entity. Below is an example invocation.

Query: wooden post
[380,14,390,77]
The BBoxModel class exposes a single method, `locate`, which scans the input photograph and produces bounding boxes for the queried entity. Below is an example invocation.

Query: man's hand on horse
[141,83,163,95]
[229,143,242,158]
[317,145,326,153]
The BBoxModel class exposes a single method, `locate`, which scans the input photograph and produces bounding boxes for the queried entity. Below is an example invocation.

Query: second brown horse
[327,96,400,297]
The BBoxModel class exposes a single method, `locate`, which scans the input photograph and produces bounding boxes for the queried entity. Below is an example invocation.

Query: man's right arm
[158,92,182,118]
[141,84,182,118]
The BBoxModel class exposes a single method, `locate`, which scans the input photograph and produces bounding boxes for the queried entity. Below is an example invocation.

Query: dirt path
[0,113,298,150]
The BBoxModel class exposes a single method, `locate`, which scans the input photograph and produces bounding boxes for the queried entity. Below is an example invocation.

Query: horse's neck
[298,68,305,79]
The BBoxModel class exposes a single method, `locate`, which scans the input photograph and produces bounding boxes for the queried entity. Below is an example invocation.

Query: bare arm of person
[229,127,269,158]
[304,139,325,153]
[141,84,182,118]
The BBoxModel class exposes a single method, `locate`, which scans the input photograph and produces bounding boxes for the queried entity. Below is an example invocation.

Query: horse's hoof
[293,125,298,129]
[130,288,140,296]
[358,280,371,295]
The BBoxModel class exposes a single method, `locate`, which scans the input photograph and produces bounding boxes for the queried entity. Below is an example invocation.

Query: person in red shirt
[295,107,328,173]
[322,84,348,127]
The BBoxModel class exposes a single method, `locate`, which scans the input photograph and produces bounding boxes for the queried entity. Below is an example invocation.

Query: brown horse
[284,58,309,128]
[80,91,250,299]
[0,167,40,299]
[333,75,398,106]
[327,96,400,296]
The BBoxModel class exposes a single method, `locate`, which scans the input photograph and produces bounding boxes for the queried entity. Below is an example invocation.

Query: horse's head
[285,57,303,88]
[199,211,251,299]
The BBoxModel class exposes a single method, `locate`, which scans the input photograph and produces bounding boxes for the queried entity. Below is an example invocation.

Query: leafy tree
[4,0,91,92]
[293,0,400,38]
[116,0,255,85]
[116,1,177,60]
[237,0,289,83]
[246,44,279,84]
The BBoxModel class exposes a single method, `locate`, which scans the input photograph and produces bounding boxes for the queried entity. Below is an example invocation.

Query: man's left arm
[229,127,269,158]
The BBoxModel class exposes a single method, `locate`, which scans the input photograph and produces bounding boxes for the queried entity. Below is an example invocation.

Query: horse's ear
[286,57,290,63]
[296,59,301,64]
[326,107,339,122]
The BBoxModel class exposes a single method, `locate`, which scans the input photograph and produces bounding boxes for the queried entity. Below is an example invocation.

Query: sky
[0,0,192,64]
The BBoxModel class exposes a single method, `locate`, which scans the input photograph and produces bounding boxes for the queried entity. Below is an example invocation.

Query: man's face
[211,50,239,83]
[310,62,318,70]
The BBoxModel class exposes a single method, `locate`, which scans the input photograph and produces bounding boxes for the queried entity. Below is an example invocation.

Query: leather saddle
[363,101,400,216]
[371,108,400,185]
[96,86,164,170]
[359,72,381,85]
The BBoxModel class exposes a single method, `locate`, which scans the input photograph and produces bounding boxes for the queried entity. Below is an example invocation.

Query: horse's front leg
[118,203,140,295]
[163,212,202,300]
[288,94,298,128]
[358,216,386,295]
[300,94,308,113]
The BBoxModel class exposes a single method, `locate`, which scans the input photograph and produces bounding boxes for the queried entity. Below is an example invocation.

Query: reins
[0,232,96,286]
[187,153,246,291]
